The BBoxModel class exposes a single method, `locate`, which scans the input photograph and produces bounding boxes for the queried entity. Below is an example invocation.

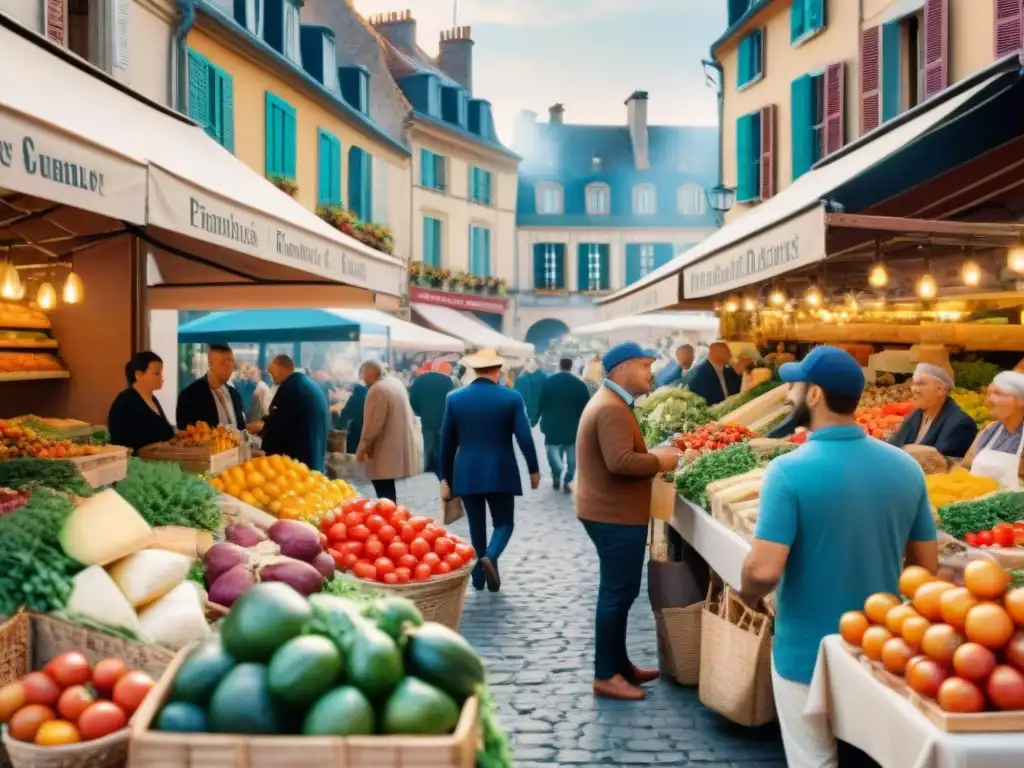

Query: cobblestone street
[353,446,787,768]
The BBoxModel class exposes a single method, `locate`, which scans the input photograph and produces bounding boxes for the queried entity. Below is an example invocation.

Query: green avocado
[382,677,460,735]
[169,637,236,706]
[220,582,313,663]
[345,623,403,702]
[302,686,375,736]
[267,634,343,706]
[207,663,280,735]
[155,701,208,733]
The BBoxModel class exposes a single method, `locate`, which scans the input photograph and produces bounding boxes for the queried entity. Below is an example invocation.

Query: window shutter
[364,155,373,220]
[533,244,546,289]
[824,61,845,156]
[653,244,673,269]
[348,148,364,219]
[736,114,754,201]
[807,0,825,32]
[923,0,948,99]
[435,154,446,190]
[577,245,589,292]
[599,245,610,290]
[220,70,235,153]
[318,133,329,204]
[791,75,815,179]
[482,229,491,276]
[283,105,296,180]
[738,35,751,86]
[881,23,902,122]
[555,244,565,288]
[484,171,492,204]
[790,0,805,42]
[759,104,775,200]
[995,0,1024,56]
[625,244,641,285]
[422,217,432,266]
[187,50,210,125]
[264,94,276,177]
[860,26,881,134]
[421,149,433,188]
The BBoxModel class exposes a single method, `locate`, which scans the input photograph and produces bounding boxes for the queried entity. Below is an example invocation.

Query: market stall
[411,304,535,360]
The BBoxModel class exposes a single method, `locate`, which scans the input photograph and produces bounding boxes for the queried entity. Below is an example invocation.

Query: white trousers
[771,657,838,768]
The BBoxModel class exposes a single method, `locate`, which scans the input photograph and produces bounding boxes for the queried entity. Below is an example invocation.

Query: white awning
[411,303,535,359]
[0,18,403,298]
[334,309,465,352]
[571,312,720,337]
[596,72,1005,319]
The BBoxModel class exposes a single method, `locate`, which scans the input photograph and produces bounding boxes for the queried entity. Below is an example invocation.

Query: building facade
[512,97,718,349]
[715,0,1013,225]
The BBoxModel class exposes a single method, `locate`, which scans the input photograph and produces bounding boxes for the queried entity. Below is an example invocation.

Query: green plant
[268,175,299,195]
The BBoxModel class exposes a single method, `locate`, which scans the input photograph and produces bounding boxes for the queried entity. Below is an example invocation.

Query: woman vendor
[963,371,1024,488]
[108,351,175,452]
[889,363,977,458]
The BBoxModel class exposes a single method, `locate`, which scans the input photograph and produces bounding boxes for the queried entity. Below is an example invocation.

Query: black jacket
[261,372,330,472]
[108,387,174,452]
[335,384,367,454]
[537,372,591,445]
[176,376,246,431]
[888,398,978,459]
[687,360,741,406]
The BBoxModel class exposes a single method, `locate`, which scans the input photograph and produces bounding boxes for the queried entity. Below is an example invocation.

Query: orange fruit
[885,604,921,635]
[964,602,1015,650]
[1005,588,1024,627]
[939,587,979,632]
[839,611,870,646]
[964,560,1010,601]
[34,719,80,746]
[901,615,932,651]
[864,593,902,625]
[861,625,893,661]
[921,623,963,666]
[899,566,936,599]
[913,581,956,621]
[881,637,916,675]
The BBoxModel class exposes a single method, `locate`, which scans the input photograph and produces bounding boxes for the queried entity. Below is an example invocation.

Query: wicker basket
[336,561,474,631]
[0,613,30,689]
[655,603,702,686]
[1,726,128,768]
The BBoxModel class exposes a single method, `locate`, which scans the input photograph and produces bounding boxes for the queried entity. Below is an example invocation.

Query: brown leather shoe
[627,666,660,685]
[480,557,500,592]
[593,674,647,701]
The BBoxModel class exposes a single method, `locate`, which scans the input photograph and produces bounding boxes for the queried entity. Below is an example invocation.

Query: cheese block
[107,549,193,608]
[58,489,155,566]
[138,581,211,650]
[727,385,790,428]
[749,405,791,434]
[65,566,143,635]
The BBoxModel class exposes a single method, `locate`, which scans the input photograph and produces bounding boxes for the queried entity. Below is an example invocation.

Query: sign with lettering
[147,166,403,297]
[409,286,508,315]
[594,272,681,322]
[0,110,146,223]
[683,205,826,299]
[45,0,66,46]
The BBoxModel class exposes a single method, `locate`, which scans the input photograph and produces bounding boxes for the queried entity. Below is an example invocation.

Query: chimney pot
[549,103,564,124]
[438,25,475,92]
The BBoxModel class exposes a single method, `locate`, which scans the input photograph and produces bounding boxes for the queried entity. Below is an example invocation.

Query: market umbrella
[177,309,383,344]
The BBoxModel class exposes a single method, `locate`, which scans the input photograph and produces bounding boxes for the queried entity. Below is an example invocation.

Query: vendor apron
[970,426,1024,489]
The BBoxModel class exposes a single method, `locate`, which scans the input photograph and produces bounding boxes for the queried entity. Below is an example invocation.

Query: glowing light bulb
[961,261,981,286]
[805,285,822,307]
[868,264,889,289]
[0,263,21,300]
[917,273,938,299]
[724,297,739,313]
[36,282,56,311]
[743,297,756,312]
[62,272,83,304]
[769,289,785,306]
[1009,247,1024,273]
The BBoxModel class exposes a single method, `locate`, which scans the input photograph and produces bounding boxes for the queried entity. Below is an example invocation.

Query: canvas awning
[177,309,370,343]
[571,312,720,337]
[335,309,465,352]
[411,303,535,359]
[0,16,403,308]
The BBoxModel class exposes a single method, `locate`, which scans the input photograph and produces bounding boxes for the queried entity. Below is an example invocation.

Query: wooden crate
[129,645,479,768]
[65,447,129,488]
[137,445,241,476]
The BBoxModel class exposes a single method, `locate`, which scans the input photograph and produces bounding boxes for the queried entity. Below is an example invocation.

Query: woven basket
[0,613,30,688]
[339,561,474,631]
[655,603,703,686]
[1,727,127,768]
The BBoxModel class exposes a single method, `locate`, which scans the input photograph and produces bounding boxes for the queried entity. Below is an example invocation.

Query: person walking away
[252,356,331,472]
[654,344,695,388]
[576,342,680,700]
[536,357,591,493]
[176,344,246,431]
[440,349,540,592]
[515,359,544,425]
[355,360,421,502]
[408,363,455,478]
[739,346,937,767]
[582,356,603,397]
[888,363,977,459]
[962,371,1024,488]
[686,341,740,406]
[334,381,367,454]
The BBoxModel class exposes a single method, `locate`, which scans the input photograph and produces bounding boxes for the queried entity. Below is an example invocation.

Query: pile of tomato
[674,422,755,454]
[319,497,475,584]
[964,521,1024,549]
[856,402,914,440]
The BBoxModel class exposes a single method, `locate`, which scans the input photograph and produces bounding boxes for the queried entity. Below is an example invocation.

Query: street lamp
[706,184,736,226]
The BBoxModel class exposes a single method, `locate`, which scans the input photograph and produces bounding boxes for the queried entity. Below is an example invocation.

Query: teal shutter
[484,171,492,204]
[533,244,546,289]
[736,114,755,201]
[435,154,445,191]
[790,0,805,41]
[738,35,751,86]
[265,93,277,177]
[421,149,434,188]
[265,94,296,180]
[577,245,589,292]
[599,245,610,289]
[468,166,476,200]
[283,104,296,180]
[625,244,641,285]
[187,50,210,125]
[317,131,340,206]
[554,244,565,288]
[423,218,440,267]
[219,68,235,152]
[653,244,673,269]
[348,148,364,219]
[791,75,815,179]
[806,0,824,33]
[364,155,373,219]
[881,23,902,122]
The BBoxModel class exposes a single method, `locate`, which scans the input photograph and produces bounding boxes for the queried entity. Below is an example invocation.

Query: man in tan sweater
[576,342,680,701]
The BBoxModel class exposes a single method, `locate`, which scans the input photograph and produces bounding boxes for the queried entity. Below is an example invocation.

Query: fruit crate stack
[137,445,241,476]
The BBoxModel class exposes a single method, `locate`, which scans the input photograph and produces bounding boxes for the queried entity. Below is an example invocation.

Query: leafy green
[938,491,1024,539]
[710,379,781,419]
[952,359,999,391]
[1010,569,1024,590]
[320,573,378,602]
[13,417,109,445]
[635,387,712,446]
[476,684,513,768]
[759,445,797,465]
[187,561,206,586]
[674,444,758,509]
[0,458,93,497]
[115,458,221,531]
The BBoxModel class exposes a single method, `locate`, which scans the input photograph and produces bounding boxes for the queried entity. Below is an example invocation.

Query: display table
[808,636,1024,768]
[667,496,751,590]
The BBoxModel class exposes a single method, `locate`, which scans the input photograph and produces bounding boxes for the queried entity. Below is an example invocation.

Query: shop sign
[594,273,680,322]
[409,286,507,315]
[45,0,66,46]
[0,110,146,223]
[682,205,826,299]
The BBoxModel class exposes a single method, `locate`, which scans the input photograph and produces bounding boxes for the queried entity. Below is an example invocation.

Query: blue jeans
[463,494,515,589]
[582,519,648,680]
[546,443,576,484]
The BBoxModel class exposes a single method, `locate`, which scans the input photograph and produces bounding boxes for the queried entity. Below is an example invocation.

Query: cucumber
[208,663,280,735]
[169,637,236,706]
[405,622,485,702]
[267,635,343,706]
[220,583,312,663]
[382,677,460,735]
[346,623,403,702]
[302,686,375,736]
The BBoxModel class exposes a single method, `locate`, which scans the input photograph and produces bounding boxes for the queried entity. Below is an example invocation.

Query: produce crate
[137,445,241,476]
[65,447,129,488]
[128,644,479,768]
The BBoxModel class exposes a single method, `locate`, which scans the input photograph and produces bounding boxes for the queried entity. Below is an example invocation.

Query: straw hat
[461,348,505,369]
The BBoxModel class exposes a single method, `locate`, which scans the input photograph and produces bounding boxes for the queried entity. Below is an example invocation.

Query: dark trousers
[422,427,442,478]
[463,494,515,589]
[372,479,397,503]
[581,519,648,680]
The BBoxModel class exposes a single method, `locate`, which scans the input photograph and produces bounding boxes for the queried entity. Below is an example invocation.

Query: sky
[353,0,727,146]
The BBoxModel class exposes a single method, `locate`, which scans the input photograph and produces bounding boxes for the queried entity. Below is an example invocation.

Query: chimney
[368,9,417,53]
[626,91,650,171]
[549,103,564,125]
[438,26,473,93]
[514,109,538,154]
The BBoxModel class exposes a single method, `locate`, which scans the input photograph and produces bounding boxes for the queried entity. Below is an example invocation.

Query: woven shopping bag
[698,583,775,726]
[650,475,677,522]
[442,496,465,525]
[656,603,703,685]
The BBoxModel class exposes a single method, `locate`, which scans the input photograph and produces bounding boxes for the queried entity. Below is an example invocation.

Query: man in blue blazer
[686,341,741,406]
[440,348,540,592]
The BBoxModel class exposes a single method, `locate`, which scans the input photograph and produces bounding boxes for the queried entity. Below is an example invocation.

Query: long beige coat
[357,376,421,480]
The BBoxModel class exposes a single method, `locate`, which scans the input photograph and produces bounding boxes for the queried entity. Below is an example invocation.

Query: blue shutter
[599,245,610,290]
[421,149,434,188]
[554,244,565,288]
[219,68,235,152]
[736,114,755,201]
[364,154,373,219]
[806,0,824,33]
[577,244,589,292]
[625,244,641,286]
[653,244,673,269]
[283,104,296,180]
[791,75,815,179]
[318,131,340,206]
[790,0,805,41]
[533,244,546,289]
[265,93,277,177]
[422,218,435,267]
[484,172,492,204]
[881,23,902,122]
[348,147,364,219]
[187,50,210,126]
[738,35,751,87]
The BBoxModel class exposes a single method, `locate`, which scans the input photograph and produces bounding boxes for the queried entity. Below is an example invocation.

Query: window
[422,216,443,268]
[341,67,370,115]
[792,62,844,178]
[676,184,707,216]
[265,92,296,180]
[240,0,264,36]
[577,244,610,292]
[736,106,776,202]
[283,0,302,64]
[469,226,491,277]
[420,149,446,191]
[533,244,565,290]
[469,166,492,205]
[348,146,373,220]
[791,0,825,45]
[535,182,563,214]
[728,0,752,26]
[426,76,442,117]
[632,183,657,215]
[317,130,341,206]
[586,183,610,215]
[737,29,764,89]
[188,50,235,152]
[625,243,673,285]
[322,37,339,97]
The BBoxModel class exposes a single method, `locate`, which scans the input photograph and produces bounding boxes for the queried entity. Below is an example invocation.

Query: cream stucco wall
[2,0,42,32]
[187,24,412,258]
[126,0,174,104]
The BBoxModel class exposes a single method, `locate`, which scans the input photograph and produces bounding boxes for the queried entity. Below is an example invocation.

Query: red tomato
[352,561,378,580]
[364,538,384,559]
[365,514,386,532]
[434,537,455,557]
[976,530,995,547]
[346,498,371,515]
[1015,529,1024,548]
[341,540,365,558]
[91,659,127,697]
[408,516,430,532]
[376,499,397,515]
[421,552,441,568]
[349,524,371,542]
[49,652,92,688]
[112,671,154,716]
[382,572,399,585]
[76,701,126,741]
[421,526,443,544]
[400,524,417,543]
[443,552,464,569]
[394,567,411,583]
[319,509,338,529]
[388,541,409,561]
[413,563,433,581]
[964,533,980,547]
[344,511,365,528]
[21,673,60,707]
[375,557,396,579]
[433,561,452,575]
[57,686,93,721]
[390,507,410,524]
[378,524,397,543]
[409,538,431,560]
[397,553,419,570]
[1014,521,1024,532]
[327,523,348,543]
[328,548,346,568]
[994,525,1015,548]
[340,552,359,569]
[454,542,475,561]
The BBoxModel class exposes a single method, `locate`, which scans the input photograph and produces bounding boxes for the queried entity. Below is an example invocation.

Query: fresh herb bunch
[115,458,221,531]
[187,561,206,586]
[476,684,513,768]
[759,445,797,465]
[0,458,93,497]
[0,488,82,614]
[938,491,1024,539]
[320,573,378,602]
[1010,569,1024,590]
[675,443,758,509]
[710,379,781,419]
[952,359,999,391]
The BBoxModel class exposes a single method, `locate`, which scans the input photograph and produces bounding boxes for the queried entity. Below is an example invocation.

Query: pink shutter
[923,0,948,99]
[995,0,1024,57]
[860,27,881,135]
[760,104,775,200]
[824,61,845,156]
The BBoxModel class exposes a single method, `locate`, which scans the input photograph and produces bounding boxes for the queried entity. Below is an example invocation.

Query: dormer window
[586,183,610,215]
[633,183,657,215]
[300,26,339,97]
[234,0,264,36]
[322,37,339,96]
[677,184,707,216]
[536,182,563,215]
[340,66,370,115]
[283,0,301,64]
[441,86,468,129]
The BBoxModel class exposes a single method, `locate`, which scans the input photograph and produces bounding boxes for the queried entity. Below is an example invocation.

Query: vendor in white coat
[963,371,1024,488]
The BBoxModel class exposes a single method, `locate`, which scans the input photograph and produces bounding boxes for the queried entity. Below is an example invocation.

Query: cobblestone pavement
[353,449,787,768]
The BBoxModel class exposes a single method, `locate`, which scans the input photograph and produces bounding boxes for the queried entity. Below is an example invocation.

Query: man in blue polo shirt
[739,346,938,768]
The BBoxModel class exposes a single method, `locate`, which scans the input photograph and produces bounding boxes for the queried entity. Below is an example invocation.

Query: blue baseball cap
[779,345,865,398]
[602,341,658,374]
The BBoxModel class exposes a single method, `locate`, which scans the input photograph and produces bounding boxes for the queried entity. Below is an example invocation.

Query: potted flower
[407,260,423,282]
[452,271,470,293]
[495,277,508,297]
[439,268,453,291]
[269,175,299,196]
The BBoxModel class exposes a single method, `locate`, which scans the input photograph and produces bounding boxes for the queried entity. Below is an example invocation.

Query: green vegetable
[267,635,344,706]
[346,623,404,702]
[171,638,237,706]
[635,387,712,446]
[115,458,220,531]
[759,445,798,465]
[302,686,375,736]
[674,443,758,509]
[376,596,423,641]
[952,358,999,391]
[938,492,1024,539]
[405,622,486,703]
[155,702,207,733]
[220,583,313,663]
[0,458,93,497]
[319,573,378,602]
[186,561,206,586]
[307,594,372,653]
[382,677,460,735]
[476,684,513,768]
[1009,569,1024,590]
[208,663,280,735]
[710,379,781,419]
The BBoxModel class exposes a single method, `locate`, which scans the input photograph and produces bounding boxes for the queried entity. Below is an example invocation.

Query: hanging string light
[917,260,937,300]
[743,297,757,312]
[769,286,786,306]
[724,296,739,313]
[868,263,889,289]
[804,282,822,307]
[0,263,21,300]
[62,272,84,304]
[1009,244,1024,274]
[36,282,57,311]
[961,260,981,287]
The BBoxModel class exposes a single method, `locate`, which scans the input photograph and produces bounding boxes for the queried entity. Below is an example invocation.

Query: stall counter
[668,496,752,591]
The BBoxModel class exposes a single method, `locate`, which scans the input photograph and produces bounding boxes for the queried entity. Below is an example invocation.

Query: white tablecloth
[808,636,1024,768]
[668,497,751,590]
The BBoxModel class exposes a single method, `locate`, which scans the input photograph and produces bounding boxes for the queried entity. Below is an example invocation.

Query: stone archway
[524,318,570,355]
